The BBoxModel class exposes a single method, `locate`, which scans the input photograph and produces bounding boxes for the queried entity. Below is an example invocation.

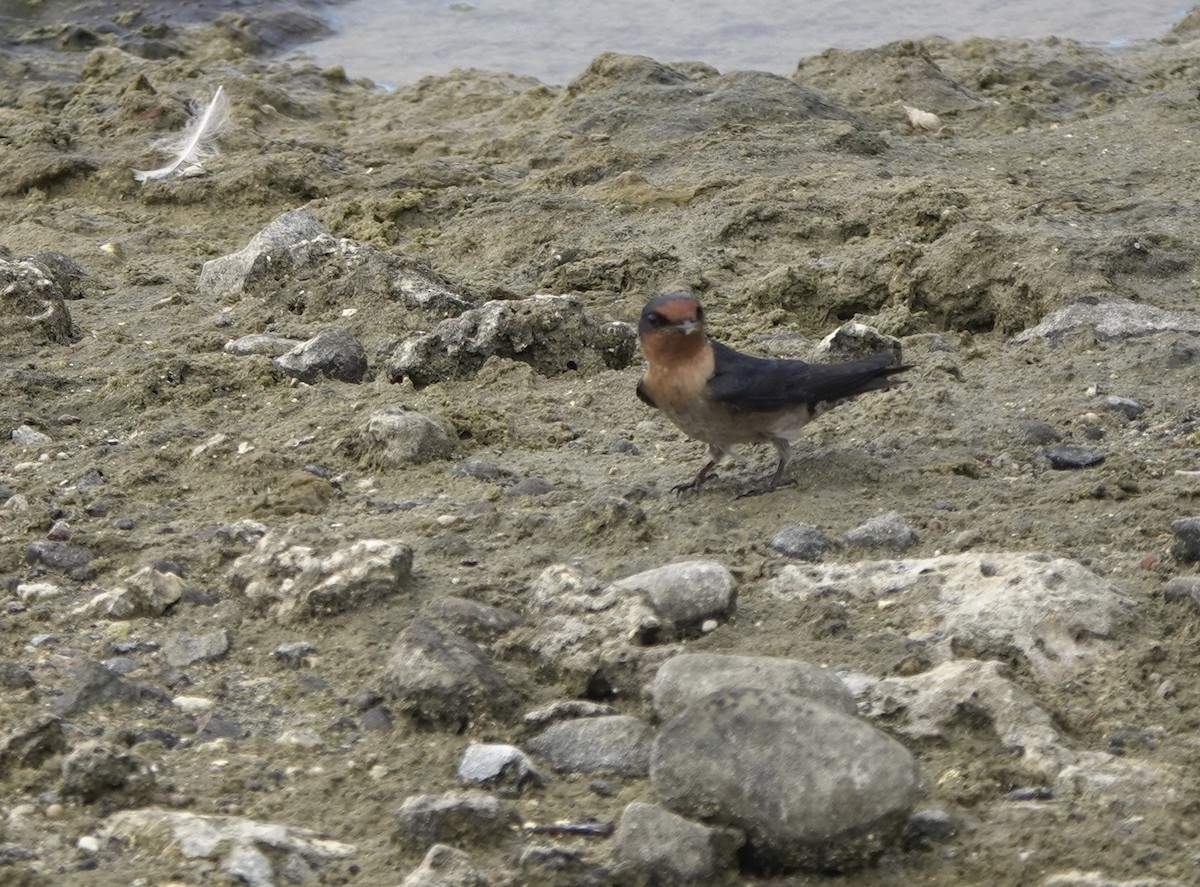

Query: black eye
[695,305,704,322]
[646,312,665,327]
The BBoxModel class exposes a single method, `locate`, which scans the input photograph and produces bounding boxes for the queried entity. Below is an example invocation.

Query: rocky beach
[4,2,1200,885]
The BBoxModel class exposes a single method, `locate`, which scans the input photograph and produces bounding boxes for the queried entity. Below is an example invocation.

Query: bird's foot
[735,475,795,499]
[671,473,716,495]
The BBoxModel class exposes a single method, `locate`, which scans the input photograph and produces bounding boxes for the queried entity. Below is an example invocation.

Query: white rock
[768,553,1132,681]
[230,530,414,622]
[173,696,215,714]
[17,581,63,602]
[862,659,1071,779]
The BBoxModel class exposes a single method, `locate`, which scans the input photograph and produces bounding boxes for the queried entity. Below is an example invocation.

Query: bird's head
[638,293,706,338]
[638,293,708,366]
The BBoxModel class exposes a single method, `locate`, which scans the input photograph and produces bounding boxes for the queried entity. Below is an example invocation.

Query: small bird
[636,292,910,494]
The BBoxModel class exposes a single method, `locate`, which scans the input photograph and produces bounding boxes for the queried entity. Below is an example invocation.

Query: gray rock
[103,656,138,675]
[456,743,547,790]
[25,251,86,299]
[273,328,368,384]
[381,620,518,730]
[451,460,512,482]
[400,844,489,887]
[526,715,654,776]
[614,801,742,885]
[504,476,555,497]
[386,295,636,387]
[1011,296,1200,346]
[1163,576,1200,609]
[198,207,329,297]
[1045,444,1106,469]
[230,531,414,622]
[1102,395,1146,419]
[610,560,736,632]
[770,524,832,561]
[11,424,51,446]
[650,688,923,871]
[1170,516,1200,562]
[213,519,269,546]
[0,714,68,772]
[0,256,75,345]
[60,739,151,802]
[393,790,514,852]
[224,333,303,357]
[650,652,858,722]
[104,808,355,885]
[358,406,454,467]
[843,511,918,551]
[164,630,231,667]
[424,596,524,639]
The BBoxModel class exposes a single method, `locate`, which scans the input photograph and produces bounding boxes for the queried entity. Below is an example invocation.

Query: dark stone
[902,809,959,850]
[24,540,94,574]
[1045,445,1106,469]
[1013,419,1062,446]
[0,714,67,773]
[1170,517,1200,562]
[505,476,555,497]
[0,661,36,689]
[274,328,369,384]
[273,641,317,669]
[53,662,148,716]
[361,705,394,733]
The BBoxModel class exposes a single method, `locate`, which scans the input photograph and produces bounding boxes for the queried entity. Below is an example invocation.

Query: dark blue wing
[706,340,903,412]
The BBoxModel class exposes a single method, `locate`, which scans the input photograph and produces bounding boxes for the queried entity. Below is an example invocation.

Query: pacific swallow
[636,292,911,493]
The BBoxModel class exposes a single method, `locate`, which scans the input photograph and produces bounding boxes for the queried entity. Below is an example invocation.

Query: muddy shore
[4,4,1200,886]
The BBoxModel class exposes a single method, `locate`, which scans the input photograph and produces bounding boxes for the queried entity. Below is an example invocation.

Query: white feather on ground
[132,85,232,183]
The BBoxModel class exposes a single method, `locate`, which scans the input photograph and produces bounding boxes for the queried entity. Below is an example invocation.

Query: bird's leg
[672,446,722,494]
[767,437,795,489]
[738,437,795,498]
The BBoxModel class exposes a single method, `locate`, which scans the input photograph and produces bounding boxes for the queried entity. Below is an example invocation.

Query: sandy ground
[4,3,1200,885]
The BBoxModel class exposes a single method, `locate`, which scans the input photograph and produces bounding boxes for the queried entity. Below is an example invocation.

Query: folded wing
[706,342,907,413]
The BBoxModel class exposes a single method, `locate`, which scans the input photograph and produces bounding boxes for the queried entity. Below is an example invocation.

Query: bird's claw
[734,475,795,499]
[671,474,715,496]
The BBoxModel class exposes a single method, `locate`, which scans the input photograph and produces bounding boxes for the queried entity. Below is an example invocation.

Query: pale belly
[659,397,816,451]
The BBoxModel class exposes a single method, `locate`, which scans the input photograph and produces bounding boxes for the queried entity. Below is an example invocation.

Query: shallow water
[302,0,1192,86]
